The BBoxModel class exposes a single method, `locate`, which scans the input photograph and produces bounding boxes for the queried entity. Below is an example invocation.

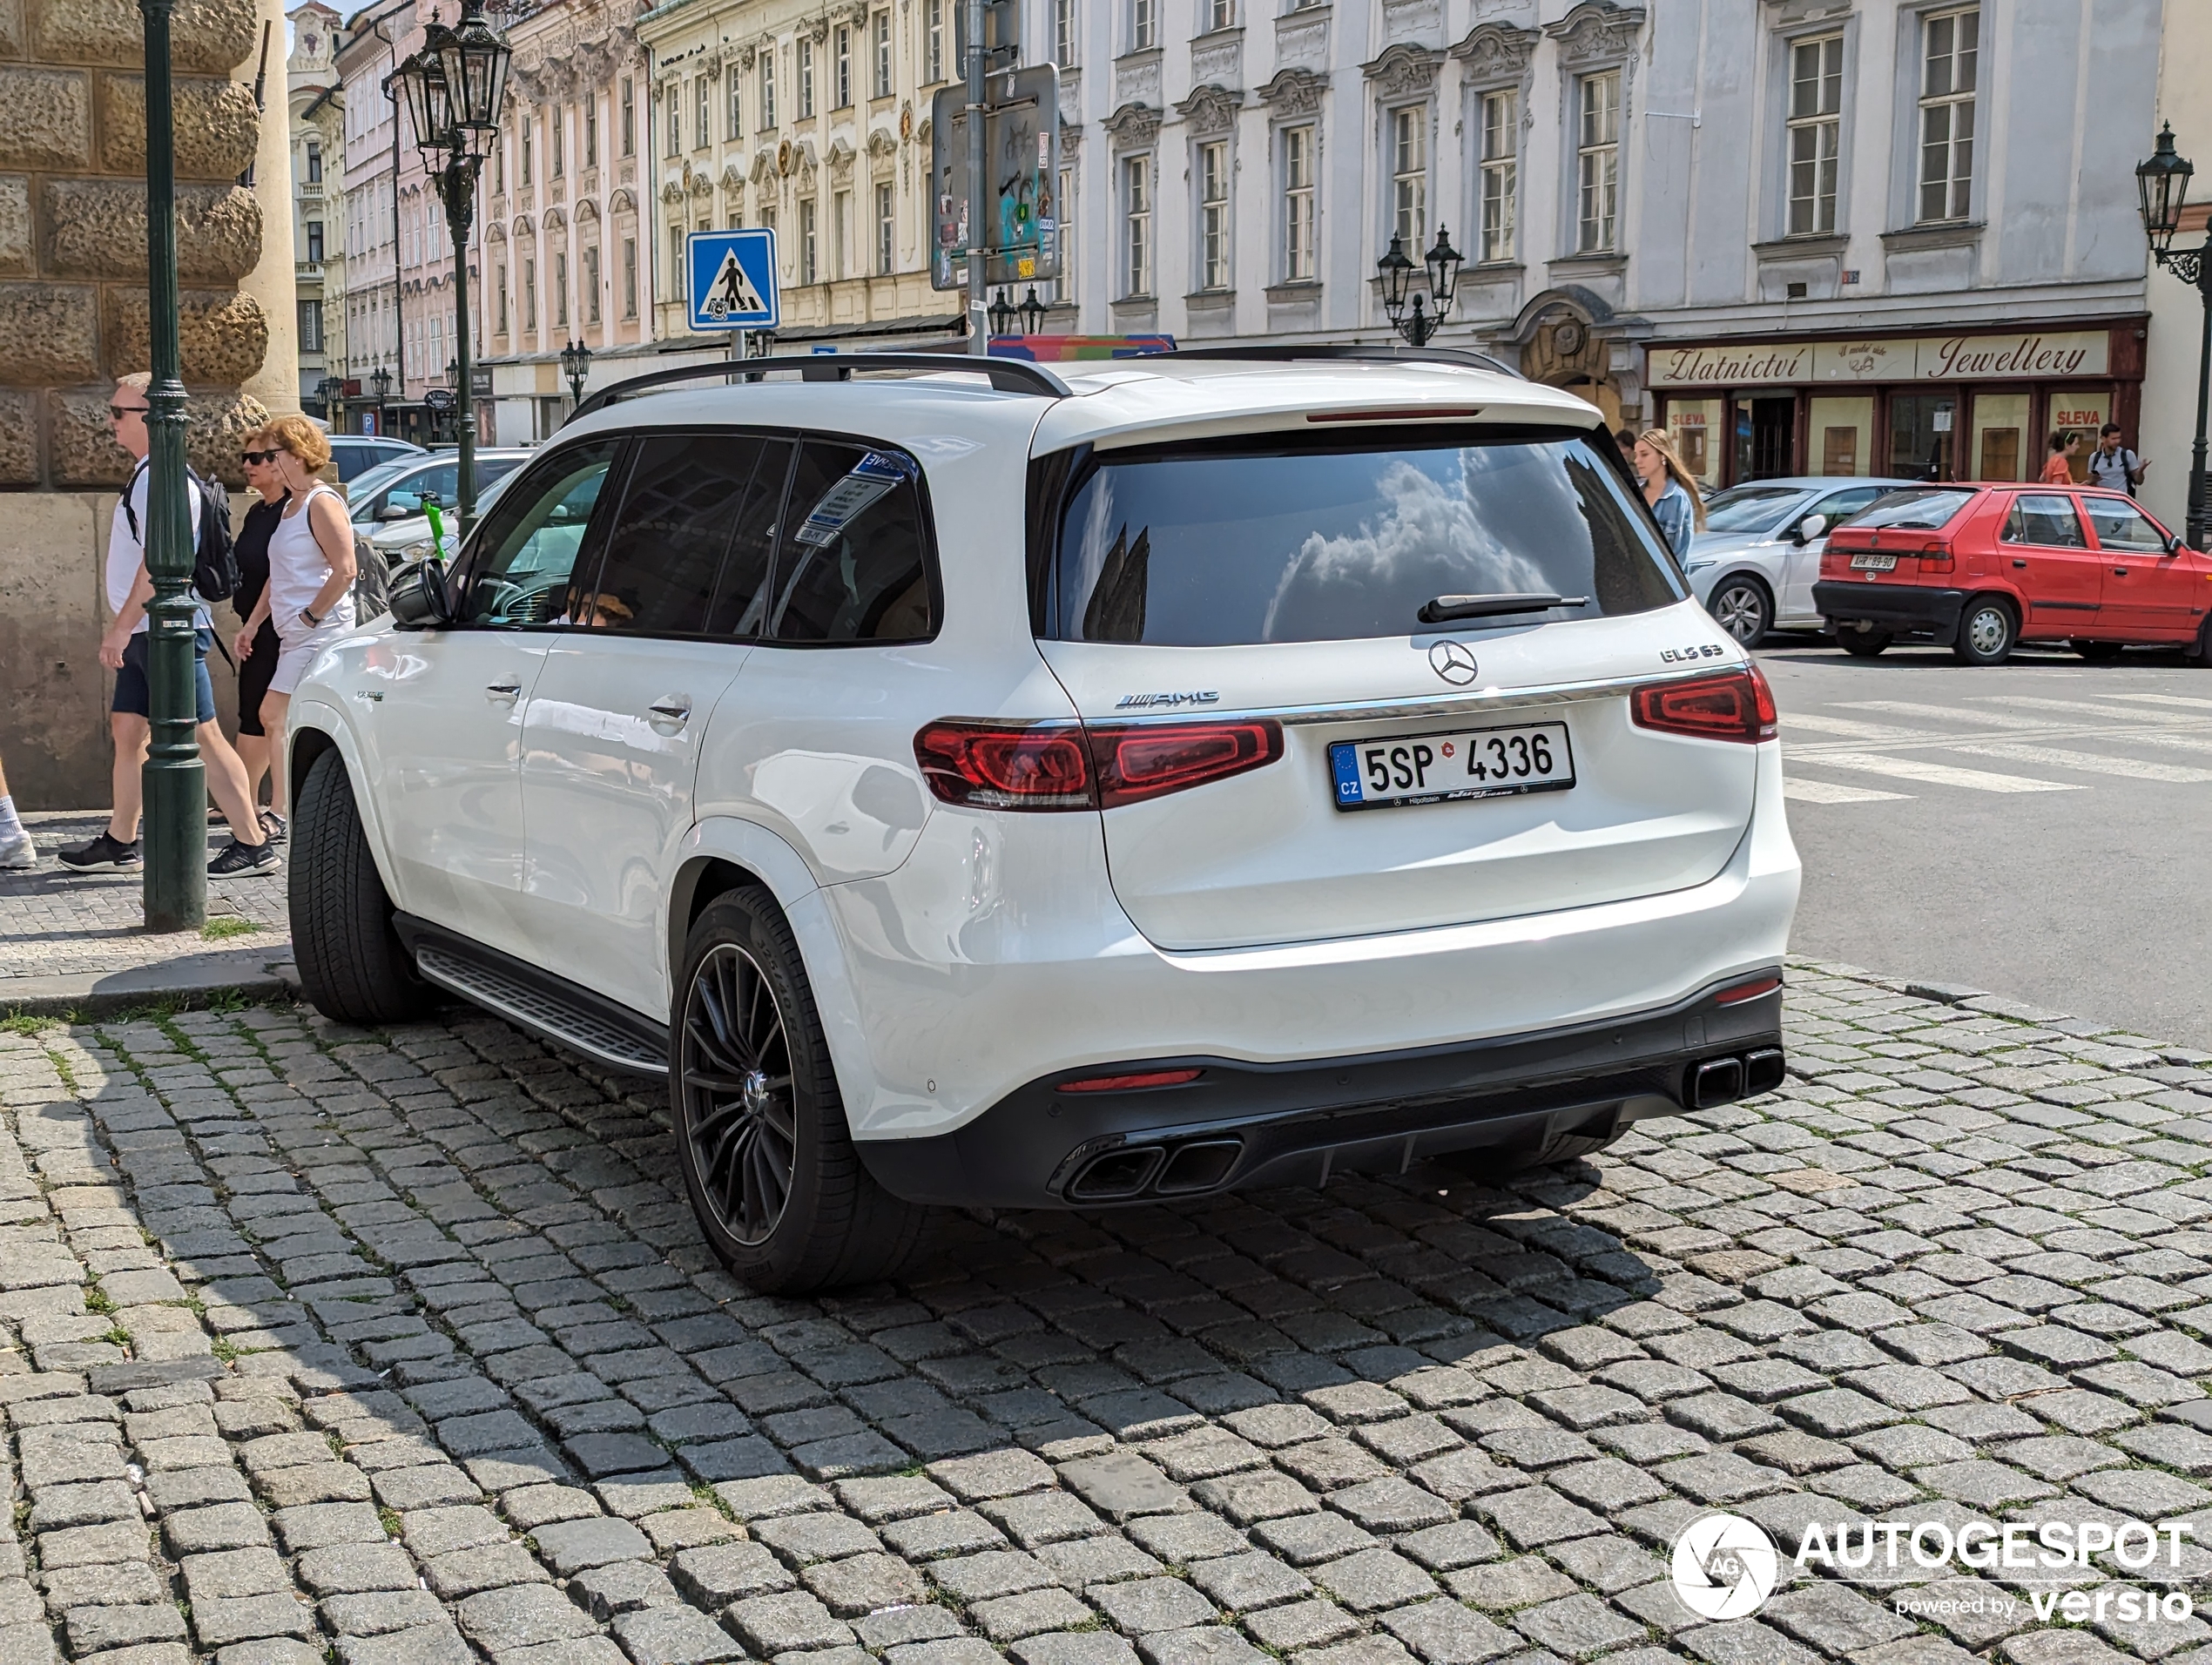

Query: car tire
[2188,617,2212,667]
[2074,639,2125,663]
[1952,596,2017,665]
[290,746,435,1026]
[1708,576,1773,647]
[671,890,931,1294]
[1837,628,1892,658]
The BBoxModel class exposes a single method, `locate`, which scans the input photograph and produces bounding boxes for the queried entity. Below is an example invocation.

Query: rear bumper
[1815,580,1965,642]
[857,974,1785,1208]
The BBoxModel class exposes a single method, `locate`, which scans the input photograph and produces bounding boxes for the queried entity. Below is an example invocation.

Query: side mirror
[377,501,411,521]
[387,556,452,629]
[2169,532,2187,556]
[1797,514,1828,544]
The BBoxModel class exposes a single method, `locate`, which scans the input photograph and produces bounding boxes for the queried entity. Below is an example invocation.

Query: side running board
[400,927,670,1077]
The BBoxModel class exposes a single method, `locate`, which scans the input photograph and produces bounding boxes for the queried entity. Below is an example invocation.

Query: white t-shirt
[106,458,209,635]
[267,483,355,632]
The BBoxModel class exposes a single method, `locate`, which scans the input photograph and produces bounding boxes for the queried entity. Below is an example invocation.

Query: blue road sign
[688,229,779,331]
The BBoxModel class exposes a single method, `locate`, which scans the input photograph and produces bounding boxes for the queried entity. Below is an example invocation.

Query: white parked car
[285,350,1800,1291]
[1685,476,1919,644]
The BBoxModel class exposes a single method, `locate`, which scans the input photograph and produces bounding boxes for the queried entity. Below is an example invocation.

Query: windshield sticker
[794,452,909,547]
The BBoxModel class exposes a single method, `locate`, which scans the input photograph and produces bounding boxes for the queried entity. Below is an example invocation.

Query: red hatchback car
[1813,484,2212,665]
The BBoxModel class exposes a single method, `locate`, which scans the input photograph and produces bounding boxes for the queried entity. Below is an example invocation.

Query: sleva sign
[1646,330,2109,388]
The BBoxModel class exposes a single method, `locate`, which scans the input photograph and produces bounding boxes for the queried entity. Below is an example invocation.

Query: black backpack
[351,529,394,620]
[123,457,240,605]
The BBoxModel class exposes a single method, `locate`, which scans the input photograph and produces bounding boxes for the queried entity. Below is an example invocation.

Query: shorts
[269,612,352,698]
[112,630,216,725]
[237,618,280,735]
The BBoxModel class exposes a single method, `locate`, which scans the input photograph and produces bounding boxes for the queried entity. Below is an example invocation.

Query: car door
[2086,495,2202,639]
[1780,486,1886,624]
[368,439,623,961]
[1998,493,2102,635]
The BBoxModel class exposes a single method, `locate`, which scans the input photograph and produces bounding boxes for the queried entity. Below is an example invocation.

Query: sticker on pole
[688,229,779,331]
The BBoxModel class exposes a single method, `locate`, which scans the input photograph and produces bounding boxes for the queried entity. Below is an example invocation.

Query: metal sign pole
[965,0,988,356]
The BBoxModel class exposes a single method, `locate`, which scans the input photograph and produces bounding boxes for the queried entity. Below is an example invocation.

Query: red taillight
[914,717,1285,811]
[1716,974,1783,1006]
[1632,666,1778,745]
[1088,719,1284,809]
[1057,1068,1204,1094]
[914,721,1094,810]
[1914,540,1955,570]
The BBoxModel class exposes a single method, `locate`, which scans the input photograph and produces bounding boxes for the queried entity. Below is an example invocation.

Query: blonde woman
[1633,428,1708,558]
[230,414,356,827]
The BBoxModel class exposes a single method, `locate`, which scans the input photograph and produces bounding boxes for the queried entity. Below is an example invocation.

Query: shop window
[1736,395,1796,483]
[1809,395,1872,478]
[2049,392,2110,481]
[1972,391,2028,482]
[1890,394,1958,481]
[1666,398,1722,490]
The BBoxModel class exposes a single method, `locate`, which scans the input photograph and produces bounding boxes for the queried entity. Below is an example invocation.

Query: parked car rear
[1815,484,2212,664]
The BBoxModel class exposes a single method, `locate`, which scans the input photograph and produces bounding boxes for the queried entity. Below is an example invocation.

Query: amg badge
[1116,691,1221,709]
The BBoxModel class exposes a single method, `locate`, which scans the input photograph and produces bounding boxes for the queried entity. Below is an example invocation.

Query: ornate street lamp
[396,0,511,536]
[1376,226,1463,348]
[315,374,342,421]
[370,363,392,436]
[988,287,1017,337]
[2139,125,2209,548]
[1018,286,1048,335]
[560,338,592,405]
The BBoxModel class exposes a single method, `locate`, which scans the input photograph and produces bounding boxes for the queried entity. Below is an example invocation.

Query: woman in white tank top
[230,415,358,826]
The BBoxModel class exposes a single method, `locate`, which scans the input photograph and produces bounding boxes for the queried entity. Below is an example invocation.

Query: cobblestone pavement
[3,814,289,981]
[10,966,2212,1665]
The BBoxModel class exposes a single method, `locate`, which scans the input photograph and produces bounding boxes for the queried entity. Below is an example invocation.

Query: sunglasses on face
[109,405,147,421]
[241,448,282,464]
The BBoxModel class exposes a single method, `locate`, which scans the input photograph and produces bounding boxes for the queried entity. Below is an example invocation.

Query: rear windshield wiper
[1418,592,1588,624]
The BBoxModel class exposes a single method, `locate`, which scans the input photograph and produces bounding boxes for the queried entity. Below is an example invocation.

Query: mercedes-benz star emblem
[1428,640,1480,685]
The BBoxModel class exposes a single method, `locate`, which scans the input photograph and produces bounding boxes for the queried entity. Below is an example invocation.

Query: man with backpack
[58,374,276,878]
[2087,422,2148,496]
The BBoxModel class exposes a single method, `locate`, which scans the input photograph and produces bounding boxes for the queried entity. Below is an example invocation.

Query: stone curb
[1,945,300,1016]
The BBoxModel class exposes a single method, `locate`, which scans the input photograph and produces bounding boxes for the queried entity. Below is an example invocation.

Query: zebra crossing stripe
[1784,778,1913,804]
[1841,700,2058,731]
[1967,695,2206,722]
[2093,692,2212,711]
[1783,712,1946,742]
[1946,741,2212,785]
[1807,751,2082,792]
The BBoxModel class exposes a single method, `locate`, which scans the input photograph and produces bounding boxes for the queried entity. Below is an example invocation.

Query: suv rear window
[1045,427,1683,646]
[1848,489,1975,532]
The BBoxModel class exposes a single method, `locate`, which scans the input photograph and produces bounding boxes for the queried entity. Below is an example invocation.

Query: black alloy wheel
[679,941,799,1246]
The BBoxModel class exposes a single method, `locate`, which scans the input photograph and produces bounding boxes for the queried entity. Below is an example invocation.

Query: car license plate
[1850,551,1898,571]
[1330,722,1575,812]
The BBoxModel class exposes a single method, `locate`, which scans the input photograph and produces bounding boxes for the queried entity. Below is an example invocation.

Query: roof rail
[571,351,1073,421]
[1157,343,1524,379]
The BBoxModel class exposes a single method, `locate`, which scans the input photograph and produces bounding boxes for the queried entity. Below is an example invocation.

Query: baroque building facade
[290,0,345,415]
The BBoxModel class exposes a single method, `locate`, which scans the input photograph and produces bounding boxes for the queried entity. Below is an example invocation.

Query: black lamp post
[1376,226,1463,348]
[560,338,592,405]
[138,0,203,927]
[1018,286,1048,335]
[988,287,1016,337]
[315,374,342,421]
[396,0,511,536]
[370,363,393,436]
[2140,123,2209,548]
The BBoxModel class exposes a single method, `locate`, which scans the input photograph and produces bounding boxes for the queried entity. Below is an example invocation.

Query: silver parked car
[1685,476,1919,644]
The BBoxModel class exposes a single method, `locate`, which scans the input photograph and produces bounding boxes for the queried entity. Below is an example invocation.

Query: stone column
[233,0,297,415]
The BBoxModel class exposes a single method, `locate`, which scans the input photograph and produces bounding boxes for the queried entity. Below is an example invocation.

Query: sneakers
[0,829,34,870]
[208,839,280,879]
[259,809,287,844]
[57,832,140,871]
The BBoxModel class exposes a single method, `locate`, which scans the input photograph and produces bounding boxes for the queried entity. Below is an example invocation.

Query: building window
[496,263,509,334]
[298,299,323,352]
[927,0,945,83]
[1198,139,1230,290]
[305,140,322,184]
[1919,6,1978,222]
[1123,154,1151,295]
[555,250,569,326]
[622,78,635,155]
[873,11,893,97]
[584,247,600,323]
[305,219,324,263]
[1390,105,1425,246]
[799,39,814,118]
[522,113,534,182]
[1575,71,1619,253]
[494,141,504,193]
[800,197,819,282]
[664,87,679,157]
[695,79,709,150]
[1055,165,1076,301]
[1206,0,1231,31]
[876,179,895,273]
[523,257,537,330]
[833,188,852,275]
[835,26,852,107]
[1053,0,1076,65]
[551,104,565,175]
[1786,33,1843,235]
[1131,0,1154,49]
[671,226,686,302]
[623,237,637,317]
[1283,123,1315,281]
[585,97,598,167]
[1479,89,1516,263]
[761,53,777,127]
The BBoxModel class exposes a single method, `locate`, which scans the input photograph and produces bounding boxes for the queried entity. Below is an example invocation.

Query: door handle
[2114,568,2130,577]
[648,696,692,729]
[486,677,522,702]
[2012,559,2028,569]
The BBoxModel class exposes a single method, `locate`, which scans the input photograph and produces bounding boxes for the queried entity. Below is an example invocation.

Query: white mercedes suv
[285,348,1800,1292]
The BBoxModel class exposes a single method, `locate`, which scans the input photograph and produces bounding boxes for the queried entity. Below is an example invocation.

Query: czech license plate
[1849,551,1898,571]
[1330,722,1575,812]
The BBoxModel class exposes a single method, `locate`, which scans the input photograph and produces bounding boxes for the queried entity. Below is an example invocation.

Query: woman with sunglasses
[229,433,291,839]
[230,416,357,826]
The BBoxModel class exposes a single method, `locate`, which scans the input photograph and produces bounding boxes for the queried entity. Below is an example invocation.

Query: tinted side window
[587,433,778,635]
[707,439,794,637]
[458,440,623,625]
[767,440,934,644]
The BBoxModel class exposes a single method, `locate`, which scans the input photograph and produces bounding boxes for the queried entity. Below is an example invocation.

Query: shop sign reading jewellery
[1646,330,2111,388]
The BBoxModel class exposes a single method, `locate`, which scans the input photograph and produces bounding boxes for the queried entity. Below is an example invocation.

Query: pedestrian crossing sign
[688,229,779,331]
